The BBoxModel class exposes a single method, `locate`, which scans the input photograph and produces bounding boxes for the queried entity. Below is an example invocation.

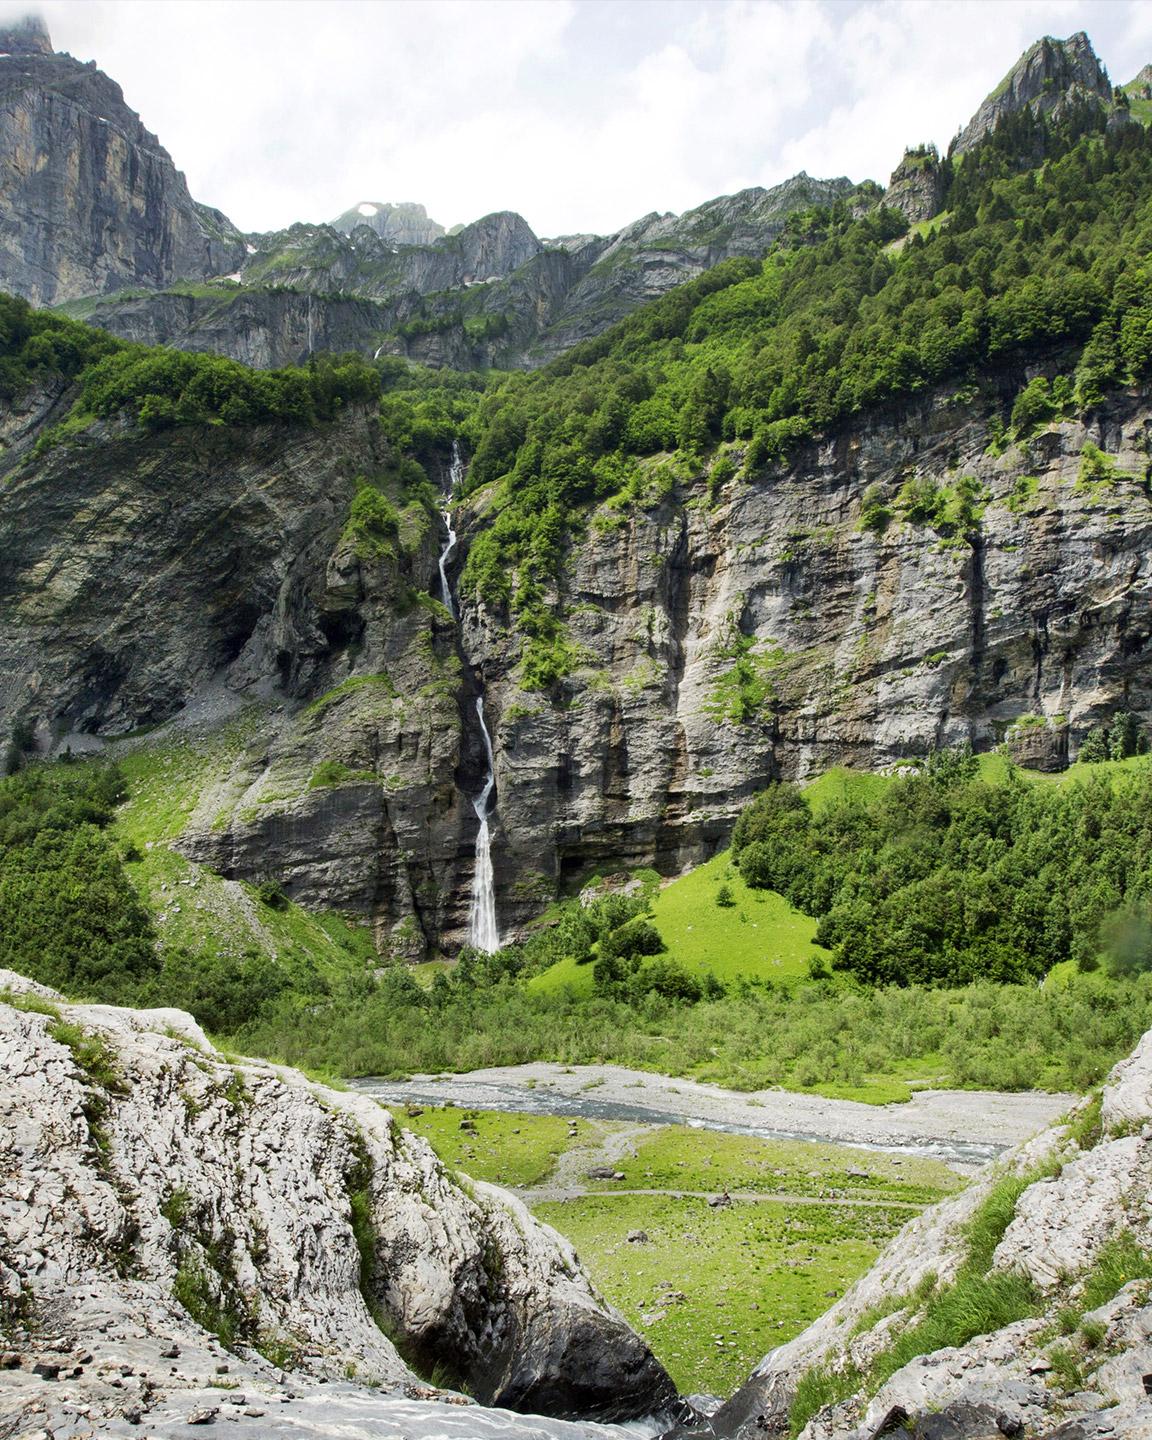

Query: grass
[399,1107,958,1397]
[1079,1230,1152,1312]
[583,1127,961,1206]
[119,838,377,996]
[537,1191,911,1396]
[788,1163,1058,1434]
[48,1018,125,1094]
[530,754,1152,1006]
[396,1106,574,1188]
[104,723,382,996]
[529,853,828,999]
[804,766,893,815]
[815,752,1152,799]
[649,853,830,984]
[527,949,596,997]
[303,673,398,717]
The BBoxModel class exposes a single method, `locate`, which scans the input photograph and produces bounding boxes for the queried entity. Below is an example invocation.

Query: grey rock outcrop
[68,284,419,369]
[0,397,485,956]
[882,147,945,224]
[0,15,245,304]
[0,972,675,1434]
[242,209,541,302]
[331,200,446,246]
[1126,63,1152,103]
[707,1025,1152,1438]
[952,32,1117,156]
[457,370,1152,936]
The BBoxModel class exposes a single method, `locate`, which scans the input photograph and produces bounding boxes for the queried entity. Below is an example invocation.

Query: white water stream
[439,442,463,617]
[436,442,500,952]
[468,696,500,952]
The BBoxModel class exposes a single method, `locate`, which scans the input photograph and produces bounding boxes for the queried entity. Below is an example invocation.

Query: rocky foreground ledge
[705,1030,1152,1440]
[0,971,675,1438]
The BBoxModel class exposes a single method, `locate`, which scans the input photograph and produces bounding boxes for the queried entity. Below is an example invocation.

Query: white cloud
[28,0,1152,238]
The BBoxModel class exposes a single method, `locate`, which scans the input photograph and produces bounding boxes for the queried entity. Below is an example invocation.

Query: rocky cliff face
[331,200,446,246]
[67,285,417,369]
[459,368,1152,936]
[1128,64,1152,101]
[705,1024,1152,1439]
[0,394,498,957]
[241,210,541,302]
[75,174,863,372]
[1,368,1150,955]
[953,32,1118,156]
[0,969,675,1435]
[882,148,945,224]
[0,16,244,304]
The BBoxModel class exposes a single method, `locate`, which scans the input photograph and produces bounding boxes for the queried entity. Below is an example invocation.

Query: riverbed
[351,1061,1071,1172]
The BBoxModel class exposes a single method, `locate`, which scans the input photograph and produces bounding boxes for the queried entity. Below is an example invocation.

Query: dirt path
[517,1184,926,1210]
[528,1120,651,1201]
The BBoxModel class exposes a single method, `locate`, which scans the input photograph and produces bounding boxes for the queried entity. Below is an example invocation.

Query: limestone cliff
[0,15,244,304]
[1,365,1150,955]
[0,969,675,1435]
[331,201,447,247]
[952,32,1119,156]
[704,1025,1152,1439]
[64,285,417,370]
[0,395,488,958]
[882,147,945,225]
[460,368,1152,936]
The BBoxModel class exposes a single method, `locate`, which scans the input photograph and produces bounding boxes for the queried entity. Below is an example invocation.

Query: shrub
[344,483,400,558]
[255,879,289,911]
[858,485,892,534]
[1010,376,1057,435]
[0,764,157,1001]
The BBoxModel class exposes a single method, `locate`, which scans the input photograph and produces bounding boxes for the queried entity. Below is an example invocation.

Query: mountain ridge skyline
[14,0,1152,238]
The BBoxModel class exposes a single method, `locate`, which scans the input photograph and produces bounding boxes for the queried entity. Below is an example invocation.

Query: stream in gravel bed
[351,1061,1071,1172]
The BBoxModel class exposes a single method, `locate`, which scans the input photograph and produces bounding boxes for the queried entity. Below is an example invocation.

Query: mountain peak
[953,31,1114,155]
[0,11,51,55]
[330,200,444,246]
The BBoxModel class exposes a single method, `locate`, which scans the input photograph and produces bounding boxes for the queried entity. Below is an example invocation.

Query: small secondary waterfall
[438,441,500,952]
[467,696,500,952]
[437,446,460,620]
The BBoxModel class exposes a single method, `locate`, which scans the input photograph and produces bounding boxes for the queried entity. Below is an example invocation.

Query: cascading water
[437,446,460,620]
[467,696,500,952]
[437,441,500,952]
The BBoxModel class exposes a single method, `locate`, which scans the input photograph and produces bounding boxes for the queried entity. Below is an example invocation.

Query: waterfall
[437,441,500,952]
[448,438,466,494]
[468,696,500,952]
[437,512,458,621]
[437,441,464,619]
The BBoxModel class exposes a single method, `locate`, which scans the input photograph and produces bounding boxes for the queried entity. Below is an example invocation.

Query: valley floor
[370,1071,1068,1394]
[352,1062,1072,1169]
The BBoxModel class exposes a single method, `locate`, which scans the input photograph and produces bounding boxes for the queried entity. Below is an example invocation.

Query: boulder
[0,975,674,1435]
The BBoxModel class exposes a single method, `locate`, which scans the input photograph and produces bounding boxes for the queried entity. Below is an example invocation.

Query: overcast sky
[21,0,1152,238]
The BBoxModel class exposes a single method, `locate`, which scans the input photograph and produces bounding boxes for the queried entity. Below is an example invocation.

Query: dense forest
[732,752,1152,985]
